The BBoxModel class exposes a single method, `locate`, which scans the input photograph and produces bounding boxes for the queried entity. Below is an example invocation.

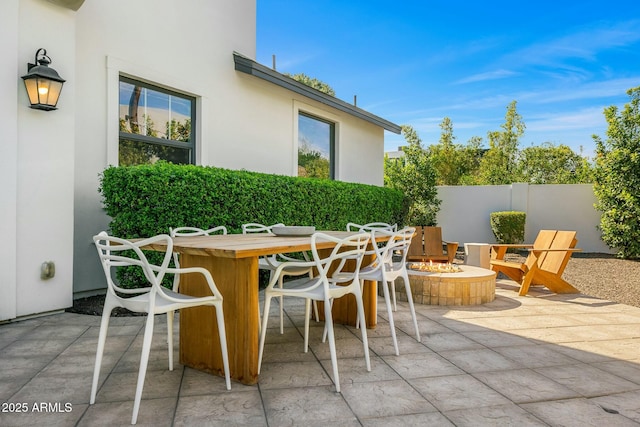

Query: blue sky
[256,0,640,159]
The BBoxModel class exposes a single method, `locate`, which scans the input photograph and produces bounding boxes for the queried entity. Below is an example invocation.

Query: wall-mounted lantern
[21,48,66,111]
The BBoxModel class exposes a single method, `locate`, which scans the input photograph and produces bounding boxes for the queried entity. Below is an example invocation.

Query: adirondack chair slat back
[424,227,445,257]
[407,226,425,259]
[524,230,557,271]
[540,231,577,275]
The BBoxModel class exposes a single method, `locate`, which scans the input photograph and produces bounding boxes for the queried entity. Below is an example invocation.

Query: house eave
[233,52,401,134]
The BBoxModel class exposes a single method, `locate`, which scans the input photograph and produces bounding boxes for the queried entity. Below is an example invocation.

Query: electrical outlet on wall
[41,261,55,280]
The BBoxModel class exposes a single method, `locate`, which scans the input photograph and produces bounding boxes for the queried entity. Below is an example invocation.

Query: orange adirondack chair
[490,230,580,296]
[407,226,458,264]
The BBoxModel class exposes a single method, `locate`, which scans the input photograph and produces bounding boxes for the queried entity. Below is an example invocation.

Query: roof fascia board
[233,52,401,134]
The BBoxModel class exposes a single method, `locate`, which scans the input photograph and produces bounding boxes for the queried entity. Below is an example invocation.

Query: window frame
[294,101,340,180]
[118,75,197,165]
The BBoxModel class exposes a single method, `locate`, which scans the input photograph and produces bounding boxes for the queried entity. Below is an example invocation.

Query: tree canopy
[384,125,440,225]
[593,86,640,259]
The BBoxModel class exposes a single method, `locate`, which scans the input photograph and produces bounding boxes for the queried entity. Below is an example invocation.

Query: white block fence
[435,183,613,254]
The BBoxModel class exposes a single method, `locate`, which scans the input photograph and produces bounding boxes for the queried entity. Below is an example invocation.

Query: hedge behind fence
[99,162,409,238]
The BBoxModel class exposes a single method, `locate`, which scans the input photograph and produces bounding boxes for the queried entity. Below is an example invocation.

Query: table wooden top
[144,230,362,259]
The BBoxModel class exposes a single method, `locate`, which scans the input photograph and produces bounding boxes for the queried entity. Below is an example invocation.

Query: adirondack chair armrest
[443,241,459,263]
[490,243,534,261]
[443,241,459,251]
[528,248,582,253]
[492,244,534,249]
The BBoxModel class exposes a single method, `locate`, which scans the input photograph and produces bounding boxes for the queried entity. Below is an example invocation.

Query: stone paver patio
[1,279,639,426]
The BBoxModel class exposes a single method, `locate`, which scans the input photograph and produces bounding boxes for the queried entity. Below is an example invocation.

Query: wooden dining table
[144,230,379,385]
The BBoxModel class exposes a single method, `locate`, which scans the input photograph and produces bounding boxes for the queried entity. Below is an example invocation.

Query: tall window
[118,76,195,166]
[297,112,335,179]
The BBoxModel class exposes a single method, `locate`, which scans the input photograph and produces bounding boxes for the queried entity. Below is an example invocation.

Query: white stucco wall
[0,0,76,320]
[436,184,612,253]
[0,0,20,321]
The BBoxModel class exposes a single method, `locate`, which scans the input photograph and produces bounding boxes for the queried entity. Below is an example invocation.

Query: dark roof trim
[233,52,401,134]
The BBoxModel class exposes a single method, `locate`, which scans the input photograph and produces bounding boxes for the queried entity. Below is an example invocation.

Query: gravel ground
[68,252,640,316]
[498,252,640,308]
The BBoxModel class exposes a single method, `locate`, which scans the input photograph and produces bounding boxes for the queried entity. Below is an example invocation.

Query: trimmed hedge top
[99,162,409,237]
[490,211,526,244]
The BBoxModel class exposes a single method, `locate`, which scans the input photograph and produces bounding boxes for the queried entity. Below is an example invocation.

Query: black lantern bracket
[21,48,66,111]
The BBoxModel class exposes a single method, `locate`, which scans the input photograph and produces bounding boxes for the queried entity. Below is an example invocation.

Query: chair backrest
[242,223,285,234]
[407,225,425,259]
[346,222,397,232]
[170,226,227,237]
[540,230,578,275]
[408,226,450,261]
[371,227,415,269]
[93,232,173,297]
[524,229,557,270]
[423,226,445,257]
[310,232,370,291]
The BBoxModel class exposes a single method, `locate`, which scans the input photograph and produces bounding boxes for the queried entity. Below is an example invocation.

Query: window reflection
[298,113,334,179]
[118,77,195,165]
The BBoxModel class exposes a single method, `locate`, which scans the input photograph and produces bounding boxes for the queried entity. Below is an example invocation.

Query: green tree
[286,73,336,96]
[477,100,525,184]
[428,117,483,185]
[384,125,440,225]
[516,142,594,184]
[593,86,640,259]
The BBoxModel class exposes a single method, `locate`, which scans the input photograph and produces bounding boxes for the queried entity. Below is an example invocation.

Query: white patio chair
[346,221,399,308]
[90,232,230,425]
[346,222,398,232]
[358,227,421,355]
[257,232,372,392]
[242,222,316,332]
[169,226,227,290]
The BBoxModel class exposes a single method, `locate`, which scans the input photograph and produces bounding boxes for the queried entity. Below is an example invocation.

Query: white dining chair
[242,222,316,332]
[90,232,230,425]
[257,232,372,392]
[346,222,398,232]
[346,221,399,308]
[169,225,227,290]
[358,227,421,355]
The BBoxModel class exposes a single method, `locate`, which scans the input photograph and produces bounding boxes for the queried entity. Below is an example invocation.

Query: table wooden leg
[179,254,259,385]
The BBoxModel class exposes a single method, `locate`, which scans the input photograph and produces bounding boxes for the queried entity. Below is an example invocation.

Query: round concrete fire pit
[393,264,496,306]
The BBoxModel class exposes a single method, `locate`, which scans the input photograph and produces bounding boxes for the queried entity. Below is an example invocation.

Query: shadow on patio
[1,279,640,426]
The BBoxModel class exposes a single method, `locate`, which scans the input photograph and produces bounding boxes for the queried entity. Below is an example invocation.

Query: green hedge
[99,162,409,238]
[490,211,526,244]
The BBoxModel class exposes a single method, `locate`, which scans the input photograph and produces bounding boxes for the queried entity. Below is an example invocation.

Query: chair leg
[391,280,397,311]
[355,279,365,329]
[276,273,285,335]
[312,300,320,322]
[131,313,155,425]
[90,298,116,405]
[354,289,371,372]
[214,303,231,390]
[401,271,421,342]
[323,299,341,393]
[279,294,285,334]
[167,311,174,371]
[321,299,334,343]
[381,280,399,356]
[257,294,273,374]
[304,298,311,353]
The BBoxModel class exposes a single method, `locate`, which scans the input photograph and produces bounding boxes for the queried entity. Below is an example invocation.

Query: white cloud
[455,69,518,85]
[502,20,640,68]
